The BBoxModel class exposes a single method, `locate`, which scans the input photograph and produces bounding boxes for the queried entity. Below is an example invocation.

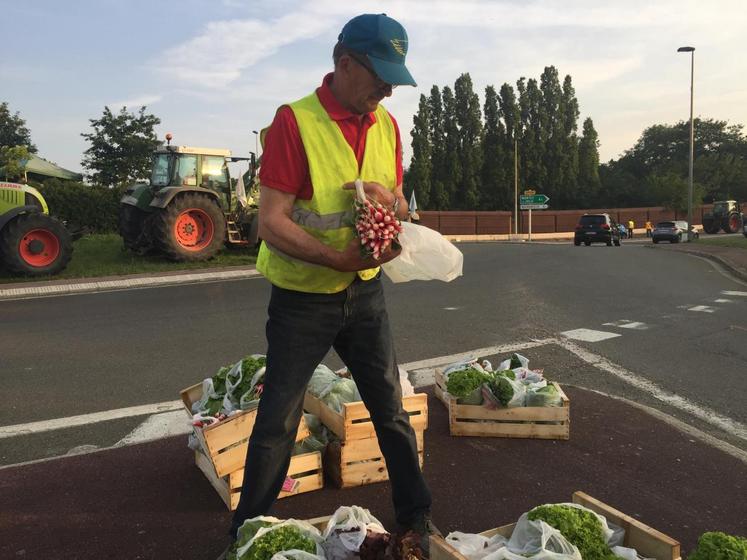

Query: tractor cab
[149,145,232,209]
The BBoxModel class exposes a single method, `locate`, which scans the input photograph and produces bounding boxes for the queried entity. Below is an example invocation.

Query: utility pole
[514,137,518,236]
[677,46,695,241]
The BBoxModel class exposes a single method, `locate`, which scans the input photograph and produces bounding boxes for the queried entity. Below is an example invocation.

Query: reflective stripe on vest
[256,91,396,293]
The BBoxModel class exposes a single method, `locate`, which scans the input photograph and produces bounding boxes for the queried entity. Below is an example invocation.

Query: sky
[2,0,746,177]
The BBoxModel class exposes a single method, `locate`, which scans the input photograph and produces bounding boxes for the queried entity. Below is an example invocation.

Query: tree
[603,118,747,205]
[0,102,37,153]
[408,94,432,209]
[481,85,508,209]
[578,118,601,205]
[427,86,450,209]
[441,86,461,209]
[0,145,31,181]
[81,106,161,186]
[453,73,482,209]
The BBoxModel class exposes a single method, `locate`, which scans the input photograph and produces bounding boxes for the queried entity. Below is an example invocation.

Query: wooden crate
[195,448,323,511]
[434,369,570,440]
[303,391,428,441]
[430,491,681,560]
[324,431,425,488]
[304,391,428,488]
[181,382,310,477]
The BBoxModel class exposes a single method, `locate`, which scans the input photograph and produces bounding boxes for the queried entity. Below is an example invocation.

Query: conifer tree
[408,94,432,208]
[454,73,482,209]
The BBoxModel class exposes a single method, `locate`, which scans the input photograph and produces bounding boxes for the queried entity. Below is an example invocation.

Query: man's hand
[333,238,402,272]
[342,181,396,207]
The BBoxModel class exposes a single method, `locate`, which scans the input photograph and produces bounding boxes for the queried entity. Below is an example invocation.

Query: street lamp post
[677,46,695,241]
[251,130,259,158]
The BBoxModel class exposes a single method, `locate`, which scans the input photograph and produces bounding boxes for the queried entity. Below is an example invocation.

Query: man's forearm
[260,214,340,269]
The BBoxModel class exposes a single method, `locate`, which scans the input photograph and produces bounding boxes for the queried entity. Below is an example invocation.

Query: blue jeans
[230,275,431,538]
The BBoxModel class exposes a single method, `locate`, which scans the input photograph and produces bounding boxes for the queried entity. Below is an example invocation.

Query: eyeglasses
[347,52,397,90]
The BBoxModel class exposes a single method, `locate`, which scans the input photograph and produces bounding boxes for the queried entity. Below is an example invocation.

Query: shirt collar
[316,72,377,125]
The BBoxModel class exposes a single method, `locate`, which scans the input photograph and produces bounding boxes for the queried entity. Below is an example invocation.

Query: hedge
[35,179,124,234]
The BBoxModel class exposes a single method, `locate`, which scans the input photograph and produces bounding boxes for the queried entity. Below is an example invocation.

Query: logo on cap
[390,38,407,56]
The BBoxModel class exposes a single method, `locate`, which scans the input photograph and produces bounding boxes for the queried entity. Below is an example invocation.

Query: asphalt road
[1,241,746,456]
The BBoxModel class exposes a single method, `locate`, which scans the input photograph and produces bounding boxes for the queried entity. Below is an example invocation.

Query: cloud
[152,11,335,89]
[109,94,163,109]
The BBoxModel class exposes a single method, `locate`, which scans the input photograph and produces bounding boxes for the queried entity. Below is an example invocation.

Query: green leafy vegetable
[487,371,517,406]
[528,505,616,560]
[445,368,491,399]
[233,523,316,560]
[688,531,747,560]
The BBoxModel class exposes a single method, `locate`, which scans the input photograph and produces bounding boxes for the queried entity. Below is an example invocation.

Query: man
[645,220,653,238]
[219,13,434,558]
[628,218,635,239]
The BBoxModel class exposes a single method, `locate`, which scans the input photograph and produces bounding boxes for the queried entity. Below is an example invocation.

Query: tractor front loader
[118,135,259,262]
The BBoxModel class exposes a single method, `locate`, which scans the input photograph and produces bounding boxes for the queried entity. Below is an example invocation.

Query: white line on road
[0,401,183,439]
[603,320,650,330]
[688,305,716,313]
[0,339,557,440]
[560,328,621,342]
[714,299,733,303]
[0,269,262,301]
[722,290,747,297]
[555,337,747,442]
[115,410,191,446]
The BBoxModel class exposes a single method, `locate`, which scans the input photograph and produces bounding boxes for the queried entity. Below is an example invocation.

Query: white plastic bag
[381,221,463,283]
[446,531,508,560]
[322,505,387,560]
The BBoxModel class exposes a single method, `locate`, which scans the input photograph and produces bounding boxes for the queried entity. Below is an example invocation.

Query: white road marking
[603,320,650,330]
[714,299,733,303]
[443,307,459,311]
[722,290,747,297]
[555,338,747,442]
[0,401,183,439]
[0,339,557,440]
[115,410,191,446]
[0,269,262,301]
[688,305,716,313]
[559,328,621,342]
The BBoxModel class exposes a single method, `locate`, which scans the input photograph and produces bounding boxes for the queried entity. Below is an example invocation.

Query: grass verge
[696,235,747,249]
[0,233,257,284]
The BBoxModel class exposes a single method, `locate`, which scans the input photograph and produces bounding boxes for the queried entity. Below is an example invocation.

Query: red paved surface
[1,387,745,559]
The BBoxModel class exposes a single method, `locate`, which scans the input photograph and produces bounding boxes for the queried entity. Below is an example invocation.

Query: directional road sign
[520,203,549,210]
[519,194,549,205]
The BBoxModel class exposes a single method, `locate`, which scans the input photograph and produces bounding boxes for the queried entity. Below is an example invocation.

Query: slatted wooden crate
[181,382,322,510]
[430,491,681,560]
[181,382,311,477]
[434,369,570,439]
[304,391,428,488]
[195,448,323,511]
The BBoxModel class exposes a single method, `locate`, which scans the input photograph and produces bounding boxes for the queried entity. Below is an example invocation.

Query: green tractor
[0,181,73,276]
[702,200,744,234]
[118,136,259,261]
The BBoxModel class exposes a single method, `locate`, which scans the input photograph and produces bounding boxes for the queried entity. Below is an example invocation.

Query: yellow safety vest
[256,92,397,293]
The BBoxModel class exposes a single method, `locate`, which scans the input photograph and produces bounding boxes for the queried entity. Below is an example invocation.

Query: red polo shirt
[258,73,403,200]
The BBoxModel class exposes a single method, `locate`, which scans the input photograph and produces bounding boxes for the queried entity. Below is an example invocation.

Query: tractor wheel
[703,219,719,234]
[725,213,741,234]
[0,213,73,276]
[155,193,225,261]
[119,204,150,253]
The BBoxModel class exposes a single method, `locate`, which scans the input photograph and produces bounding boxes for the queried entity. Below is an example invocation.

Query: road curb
[0,268,261,300]
[645,245,747,283]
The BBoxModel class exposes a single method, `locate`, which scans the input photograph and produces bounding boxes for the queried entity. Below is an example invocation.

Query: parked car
[618,223,628,239]
[574,213,622,246]
[652,220,698,243]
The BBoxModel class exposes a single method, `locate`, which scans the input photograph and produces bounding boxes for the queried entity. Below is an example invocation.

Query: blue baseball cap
[338,14,416,87]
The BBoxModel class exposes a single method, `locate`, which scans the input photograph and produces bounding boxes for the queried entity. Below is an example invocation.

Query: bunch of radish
[354,179,402,260]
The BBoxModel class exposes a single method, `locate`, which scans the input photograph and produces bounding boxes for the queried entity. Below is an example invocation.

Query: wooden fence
[417,204,726,235]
